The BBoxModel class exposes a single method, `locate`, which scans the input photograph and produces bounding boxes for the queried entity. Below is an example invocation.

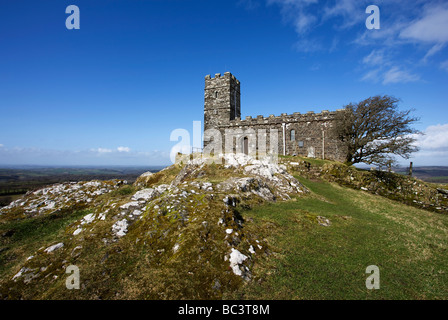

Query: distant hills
[0,166,165,206]
[393,166,448,183]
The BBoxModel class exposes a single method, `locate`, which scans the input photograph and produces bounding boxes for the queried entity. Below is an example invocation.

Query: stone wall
[204,72,240,132]
[203,72,346,162]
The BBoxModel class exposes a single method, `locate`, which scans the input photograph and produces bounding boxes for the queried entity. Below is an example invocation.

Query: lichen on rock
[0,153,309,299]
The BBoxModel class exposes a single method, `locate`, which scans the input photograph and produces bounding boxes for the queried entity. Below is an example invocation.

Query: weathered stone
[203,72,346,161]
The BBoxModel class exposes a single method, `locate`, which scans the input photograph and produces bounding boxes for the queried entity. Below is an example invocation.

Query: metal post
[282,123,286,156]
[322,130,325,160]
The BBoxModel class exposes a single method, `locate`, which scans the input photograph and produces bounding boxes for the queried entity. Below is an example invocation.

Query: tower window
[215,91,218,98]
[290,130,296,141]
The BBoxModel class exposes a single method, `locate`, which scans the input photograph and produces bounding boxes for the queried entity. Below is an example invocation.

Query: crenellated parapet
[205,71,240,84]
[224,109,340,127]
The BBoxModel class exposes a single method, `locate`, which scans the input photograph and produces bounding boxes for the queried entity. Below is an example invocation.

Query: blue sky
[0,0,447,166]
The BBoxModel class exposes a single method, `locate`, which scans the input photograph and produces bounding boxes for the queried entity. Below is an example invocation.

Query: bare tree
[333,95,422,166]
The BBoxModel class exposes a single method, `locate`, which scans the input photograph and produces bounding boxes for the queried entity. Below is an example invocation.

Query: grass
[2,163,447,300]
[109,185,135,197]
[279,155,331,167]
[231,176,448,299]
[0,209,90,280]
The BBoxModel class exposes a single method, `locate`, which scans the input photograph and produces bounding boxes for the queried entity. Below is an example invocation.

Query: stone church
[203,72,346,162]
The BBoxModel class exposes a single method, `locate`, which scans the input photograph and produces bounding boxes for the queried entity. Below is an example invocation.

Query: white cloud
[355,2,448,48]
[322,0,367,29]
[93,148,113,154]
[351,1,448,80]
[255,1,445,83]
[360,50,388,83]
[360,50,420,85]
[294,12,317,34]
[414,124,448,151]
[362,50,388,66]
[382,67,420,85]
[422,43,445,63]
[267,0,319,36]
[360,69,381,83]
[0,144,3,148]
[117,146,131,153]
[408,124,448,165]
[400,4,448,44]
[91,147,131,153]
[440,60,448,72]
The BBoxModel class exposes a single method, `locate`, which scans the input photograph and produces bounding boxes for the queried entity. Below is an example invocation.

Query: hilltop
[0,154,447,299]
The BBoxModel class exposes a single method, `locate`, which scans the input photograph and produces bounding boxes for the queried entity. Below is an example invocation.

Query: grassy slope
[1,162,447,299]
[0,209,90,279]
[231,176,448,300]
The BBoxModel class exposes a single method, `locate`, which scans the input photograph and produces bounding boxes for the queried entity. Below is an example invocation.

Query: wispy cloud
[357,2,448,58]
[117,146,131,153]
[268,0,369,34]
[361,66,420,85]
[410,124,448,164]
[440,60,448,72]
[91,146,132,154]
[360,68,381,83]
[399,3,448,64]
[362,49,388,66]
[93,148,113,154]
[399,4,448,44]
[414,124,448,151]
[382,67,420,85]
[260,0,448,82]
[422,43,445,63]
[267,0,320,36]
[322,0,367,29]
[360,49,420,85]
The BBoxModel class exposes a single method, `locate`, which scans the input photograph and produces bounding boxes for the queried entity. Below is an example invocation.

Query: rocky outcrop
[0,180,125,219]
[0,154,307,299]
[282,158,448,214]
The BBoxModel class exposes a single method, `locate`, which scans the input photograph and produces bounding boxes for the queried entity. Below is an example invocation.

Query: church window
[290,130,296,141]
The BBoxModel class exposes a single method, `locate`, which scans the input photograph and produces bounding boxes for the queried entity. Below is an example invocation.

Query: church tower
[204,72,241,132]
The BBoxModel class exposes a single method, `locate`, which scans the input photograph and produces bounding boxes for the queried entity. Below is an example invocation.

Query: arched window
[290,129,296,141]
[215,91,218,98]
[242,137,249,155]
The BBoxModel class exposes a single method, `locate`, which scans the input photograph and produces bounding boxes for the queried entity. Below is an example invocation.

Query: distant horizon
[0,161,445,170]
[0,164,167,169]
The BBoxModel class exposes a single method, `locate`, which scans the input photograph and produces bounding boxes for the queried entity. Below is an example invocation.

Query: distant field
[0,166,165,207]
[394,166,448,184]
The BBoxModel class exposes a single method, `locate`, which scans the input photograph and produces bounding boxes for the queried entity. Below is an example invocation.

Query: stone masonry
[203,72,346,162]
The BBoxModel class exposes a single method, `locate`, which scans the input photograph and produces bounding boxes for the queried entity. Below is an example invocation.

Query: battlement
[226,109,338,126]
[205,72,240,85]
[204,72,241,130]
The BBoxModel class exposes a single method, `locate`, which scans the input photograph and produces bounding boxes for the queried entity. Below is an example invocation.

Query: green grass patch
[279,155,334,167]
[0,209,90,279]
[232,177,448,299]
[109,185,135,197]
